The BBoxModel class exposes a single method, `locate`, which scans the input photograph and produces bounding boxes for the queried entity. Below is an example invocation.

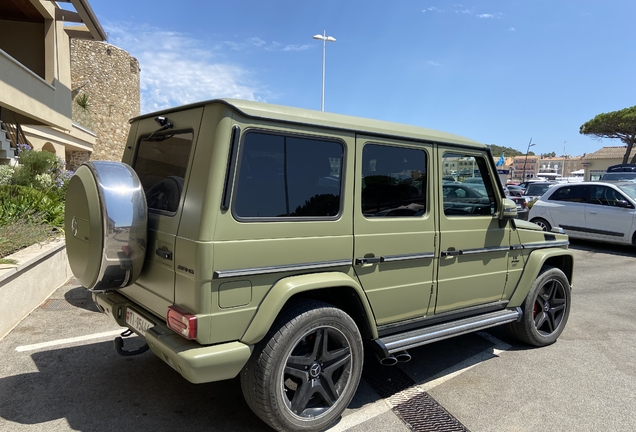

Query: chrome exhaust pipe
[395,350,411,363]
[378,355,398,366]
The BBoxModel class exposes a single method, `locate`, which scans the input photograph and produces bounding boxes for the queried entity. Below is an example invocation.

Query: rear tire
[508,266,571,347]
[240,301,363,432]
[530,217,552,232]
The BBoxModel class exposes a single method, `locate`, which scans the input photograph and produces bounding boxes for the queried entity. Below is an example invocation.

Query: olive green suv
[65,99,573,432]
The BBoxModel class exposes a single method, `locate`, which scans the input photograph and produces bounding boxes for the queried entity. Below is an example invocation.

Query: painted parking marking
[329,331,512,431]
[15,329,124,352]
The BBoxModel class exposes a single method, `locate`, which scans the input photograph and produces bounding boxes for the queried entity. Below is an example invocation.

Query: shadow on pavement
[0,340,269,431]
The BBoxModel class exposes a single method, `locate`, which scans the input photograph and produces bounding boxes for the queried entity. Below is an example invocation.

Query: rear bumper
[93,291,253,384]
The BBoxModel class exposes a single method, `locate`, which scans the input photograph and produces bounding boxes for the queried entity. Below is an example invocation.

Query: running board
[373,308,521,356]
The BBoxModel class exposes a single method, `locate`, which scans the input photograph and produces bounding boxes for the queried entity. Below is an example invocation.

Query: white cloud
[428,61,441,66]
[509,27,516,31]
[282,44,312,52]
[439,6,503,19]
[105,23,265,113]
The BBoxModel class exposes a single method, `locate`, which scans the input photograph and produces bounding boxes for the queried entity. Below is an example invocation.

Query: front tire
[508,266,571,347]
[240,301,363,432]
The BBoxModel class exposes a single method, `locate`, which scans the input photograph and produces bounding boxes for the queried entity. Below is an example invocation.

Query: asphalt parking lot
[1,239,635,432]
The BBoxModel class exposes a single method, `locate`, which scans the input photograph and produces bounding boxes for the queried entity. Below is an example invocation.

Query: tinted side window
[548,185,586,203]
[441,153,496,217]
[589,185,629,206]
[134,131,194,214]
[361,144,427,217]
[233,132,343,218]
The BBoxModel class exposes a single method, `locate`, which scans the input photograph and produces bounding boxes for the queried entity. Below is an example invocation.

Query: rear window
[133,131,194,214]
[233,132,344,219]
[601,172,636,181]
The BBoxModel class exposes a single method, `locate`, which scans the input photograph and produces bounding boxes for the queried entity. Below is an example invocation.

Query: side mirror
[615,200,633,209]
[499,198,518,226]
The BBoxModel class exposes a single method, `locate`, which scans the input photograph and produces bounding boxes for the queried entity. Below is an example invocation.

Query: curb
[0,240,72,340]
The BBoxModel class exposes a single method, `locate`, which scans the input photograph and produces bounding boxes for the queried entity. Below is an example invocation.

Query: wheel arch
[240,271,377,345]
[507,248,574,307]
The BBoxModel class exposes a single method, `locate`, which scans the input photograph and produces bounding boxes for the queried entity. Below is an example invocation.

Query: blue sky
[85,0,636,157]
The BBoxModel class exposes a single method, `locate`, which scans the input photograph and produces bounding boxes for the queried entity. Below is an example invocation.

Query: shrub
[0,185,65,227]
[13,149,62,188]
[0,165,14,185]
[0,148,71,258]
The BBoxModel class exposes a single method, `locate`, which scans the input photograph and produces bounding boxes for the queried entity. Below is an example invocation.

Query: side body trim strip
[214,259,351,279]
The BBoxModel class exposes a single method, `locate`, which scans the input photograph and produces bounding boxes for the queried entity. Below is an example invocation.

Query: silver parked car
[529,181,636,246]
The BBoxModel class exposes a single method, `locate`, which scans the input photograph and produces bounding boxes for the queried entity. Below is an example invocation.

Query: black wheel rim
[533,278,567,336]
[282,326,353,419]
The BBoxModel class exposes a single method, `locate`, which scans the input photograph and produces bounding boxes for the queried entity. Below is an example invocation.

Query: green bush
[0,165,14,185]
[0,149,71,258]
[0,185,65,227]
[13,150,62,188]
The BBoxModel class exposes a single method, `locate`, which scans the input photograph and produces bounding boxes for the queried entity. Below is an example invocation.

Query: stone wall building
[68,40,140,170]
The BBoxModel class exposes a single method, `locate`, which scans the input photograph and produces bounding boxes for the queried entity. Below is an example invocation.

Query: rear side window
[233,132,343,219]
[548,185,586,202]
[361,144,427,217]
[133,131,194,214]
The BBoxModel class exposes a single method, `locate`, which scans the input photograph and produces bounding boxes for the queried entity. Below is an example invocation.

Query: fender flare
[508,248,574,307]
[240,271,377,345]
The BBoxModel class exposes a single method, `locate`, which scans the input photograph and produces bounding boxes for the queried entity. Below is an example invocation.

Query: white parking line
[327,400,392,432]
[329,331,512,431]
[15,329,124,352]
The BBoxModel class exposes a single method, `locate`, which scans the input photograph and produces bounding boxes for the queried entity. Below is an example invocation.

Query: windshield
[616,184,636,200]
[525,184,552,196]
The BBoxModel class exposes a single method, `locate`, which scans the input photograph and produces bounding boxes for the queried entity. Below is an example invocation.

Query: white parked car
[529,181,636,246]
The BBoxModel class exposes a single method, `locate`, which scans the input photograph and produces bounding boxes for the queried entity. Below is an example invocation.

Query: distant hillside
[486,144,527,157]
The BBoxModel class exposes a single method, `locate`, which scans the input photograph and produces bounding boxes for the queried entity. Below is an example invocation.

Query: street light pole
[312,30,336,111]
[522,138,536,181]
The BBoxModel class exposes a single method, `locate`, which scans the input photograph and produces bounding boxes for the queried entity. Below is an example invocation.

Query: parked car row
[510,182,556,220]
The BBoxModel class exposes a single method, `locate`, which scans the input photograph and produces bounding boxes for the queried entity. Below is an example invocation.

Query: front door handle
[441,249,461,257]
[355,256,384,265]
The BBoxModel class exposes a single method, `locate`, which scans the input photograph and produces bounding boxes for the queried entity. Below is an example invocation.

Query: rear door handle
[155,249,173,260]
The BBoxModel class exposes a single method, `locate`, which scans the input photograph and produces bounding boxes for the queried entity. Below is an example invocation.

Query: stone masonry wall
[70,40,140,164]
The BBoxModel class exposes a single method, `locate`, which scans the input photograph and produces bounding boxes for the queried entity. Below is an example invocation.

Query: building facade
[68,40,140,170]
[0,0,106,165]
[581,146,636,181]
[1,0,139,172]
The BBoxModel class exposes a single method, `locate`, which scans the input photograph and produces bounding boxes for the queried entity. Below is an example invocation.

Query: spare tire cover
[65,161,147,291]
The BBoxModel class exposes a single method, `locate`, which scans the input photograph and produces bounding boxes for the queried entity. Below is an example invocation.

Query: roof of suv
[131,98,483,148]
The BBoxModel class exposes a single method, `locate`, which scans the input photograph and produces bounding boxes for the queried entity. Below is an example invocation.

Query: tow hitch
[114,329,150,357]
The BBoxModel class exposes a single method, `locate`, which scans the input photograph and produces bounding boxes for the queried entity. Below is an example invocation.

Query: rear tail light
[167,305,197,340]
